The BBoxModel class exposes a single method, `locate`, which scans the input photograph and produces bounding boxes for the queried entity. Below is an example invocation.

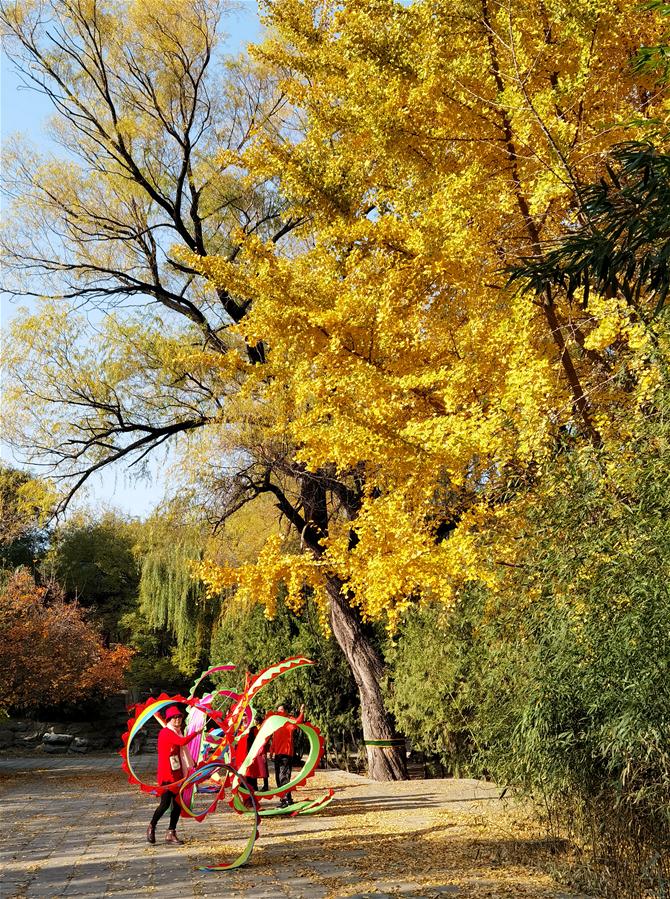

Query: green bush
[384,598,479,776]
[388,405,670,897]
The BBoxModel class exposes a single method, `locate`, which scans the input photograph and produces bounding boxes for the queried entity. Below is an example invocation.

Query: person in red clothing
[245,722,270,794]
[269,703,304,808]
[146,706,203,845]
[235,722,268,792]
[233,720,269,807]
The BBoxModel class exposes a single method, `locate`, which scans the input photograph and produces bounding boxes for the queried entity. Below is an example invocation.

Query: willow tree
[137,542,209,672]
[0,0,290,665]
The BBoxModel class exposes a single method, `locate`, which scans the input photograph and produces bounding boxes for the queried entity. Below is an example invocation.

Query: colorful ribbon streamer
[119,656,333,871]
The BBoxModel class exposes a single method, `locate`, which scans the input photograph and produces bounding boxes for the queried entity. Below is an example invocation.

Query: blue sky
[1,1,262,519]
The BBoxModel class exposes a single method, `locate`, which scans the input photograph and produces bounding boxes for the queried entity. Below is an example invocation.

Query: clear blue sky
[0,1,262,519]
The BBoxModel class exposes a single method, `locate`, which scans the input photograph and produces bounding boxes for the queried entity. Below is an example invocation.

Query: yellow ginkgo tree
[184,0,668,776]
[2,0,668,779]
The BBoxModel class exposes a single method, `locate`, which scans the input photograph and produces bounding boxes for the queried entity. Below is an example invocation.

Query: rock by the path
[42,732,74,752]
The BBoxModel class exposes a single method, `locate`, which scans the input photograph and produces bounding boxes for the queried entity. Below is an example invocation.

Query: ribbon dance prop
[119,656,334,870]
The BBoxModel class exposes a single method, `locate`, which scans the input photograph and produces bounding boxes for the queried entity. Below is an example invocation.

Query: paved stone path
[0,755,591,899]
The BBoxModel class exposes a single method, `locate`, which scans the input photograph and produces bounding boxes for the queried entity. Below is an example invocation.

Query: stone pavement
[0,754,591,899]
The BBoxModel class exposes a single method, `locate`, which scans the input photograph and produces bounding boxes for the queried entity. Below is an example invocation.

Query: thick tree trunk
[287,475,407,780]
[326,576,407,781]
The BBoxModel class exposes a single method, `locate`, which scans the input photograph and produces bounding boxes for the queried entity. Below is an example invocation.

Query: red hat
[165,706,183,720]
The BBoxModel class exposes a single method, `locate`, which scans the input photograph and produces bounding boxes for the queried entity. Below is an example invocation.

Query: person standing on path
[146,706,202,845]
[232,719,270,807]
[245,721,270,794]
[269,703,304,808]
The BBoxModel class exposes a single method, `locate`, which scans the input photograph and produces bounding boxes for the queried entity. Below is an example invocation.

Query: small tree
[46,513,140,643]
[0,465,52,571]
[0,568,132,713]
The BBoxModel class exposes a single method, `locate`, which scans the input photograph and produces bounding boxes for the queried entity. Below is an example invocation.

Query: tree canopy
[191,0,668,624]
[0,465,52,571]
[46,513,140,642]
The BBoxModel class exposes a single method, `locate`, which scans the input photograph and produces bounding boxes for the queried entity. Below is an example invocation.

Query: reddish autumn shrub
[0,568,133,711]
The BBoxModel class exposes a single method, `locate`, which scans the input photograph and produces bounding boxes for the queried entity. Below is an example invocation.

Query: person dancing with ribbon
[146,705,203,845]
[232,716,269,808]
[269,703,304,808]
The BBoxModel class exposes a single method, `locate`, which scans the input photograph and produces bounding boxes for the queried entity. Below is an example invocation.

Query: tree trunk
[326,576,407,781]
[292,475,407,781]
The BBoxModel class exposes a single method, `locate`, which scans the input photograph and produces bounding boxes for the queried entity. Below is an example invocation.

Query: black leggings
[150,786,181,830]
[275,754,293,801]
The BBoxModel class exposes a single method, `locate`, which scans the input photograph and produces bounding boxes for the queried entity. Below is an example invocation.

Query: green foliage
[478,427,670,893]
[477,455,670,811]
[511,139,670,322]
[118,608,189,692]
[209,597,360,743]
[388,397,670,894]
[0,465,50,571]
[384,599,478,776]
[636,2,670,79]
[45,514,140,642]
[139,540,218,675]
[42,510,214,691]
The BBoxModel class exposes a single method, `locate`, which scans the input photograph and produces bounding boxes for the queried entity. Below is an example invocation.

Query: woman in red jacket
[247,723,270,794]
[146,706,202,845]
[269,703,304,808]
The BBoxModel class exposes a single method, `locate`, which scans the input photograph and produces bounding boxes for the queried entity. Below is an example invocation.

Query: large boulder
[0,729,14,749]
[42,732,74,753]
[20,727,46,745]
